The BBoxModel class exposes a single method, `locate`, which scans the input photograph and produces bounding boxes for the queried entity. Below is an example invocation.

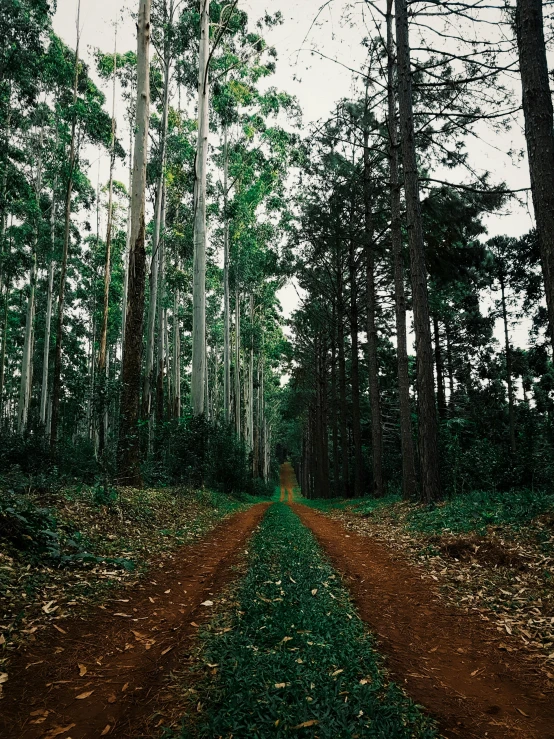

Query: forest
[1,0,554,737]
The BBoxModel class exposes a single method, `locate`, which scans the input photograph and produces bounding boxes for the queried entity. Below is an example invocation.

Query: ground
[1,469,553,738]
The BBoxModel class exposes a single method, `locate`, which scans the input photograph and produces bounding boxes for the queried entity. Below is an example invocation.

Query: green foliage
[408,488,554,535]
[178,504,438,739]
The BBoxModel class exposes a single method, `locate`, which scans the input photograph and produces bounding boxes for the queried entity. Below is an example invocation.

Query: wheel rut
[292,501,554,739]
[0,503,270,739]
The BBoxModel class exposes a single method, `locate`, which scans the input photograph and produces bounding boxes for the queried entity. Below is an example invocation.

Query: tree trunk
[363,129,385,498]
[50,0,81,449]
[515,0,554,351]
[117,0,151,486]
[433,316,447,420]
[143,54,170,423]
[172,267,181,418]
[17,250,37,433]
[192,0,210,415]
[337,271,350,496]
[348,228,363,497]
[155,184,167,428]
[234,288,241,436]
[395,0,441,502]
[330,305,340,495]
[41,170,57,429]
[97,45,118,456]
[223,126,231,423]
[500,275,517,455]
[387,0,417,500]
[0,284,8,422]
[121,126,134,349]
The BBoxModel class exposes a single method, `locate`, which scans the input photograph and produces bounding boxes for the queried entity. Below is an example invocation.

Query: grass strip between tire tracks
[173,502,438,738]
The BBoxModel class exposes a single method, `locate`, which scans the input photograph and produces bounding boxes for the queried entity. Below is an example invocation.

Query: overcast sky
[52,0,536,345]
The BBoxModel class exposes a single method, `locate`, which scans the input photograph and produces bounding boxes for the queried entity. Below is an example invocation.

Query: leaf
[516,708,529,717]
[0,673,8,684]
[161,646,173,656]
[42,601,58,614]
[274,682,287,688]
[107,694,117,703]
[122,682,129,692]
[200,600,213,607]
[291,720,319,729]
[0,634,5,646]
[78,664,87,677]
[101,725,111,736]
[113,613,132,618]
[311,589,318,596]
[190,622,200,627]
[331,669,343,676]
[76,690,93,699]
[44,725,76,739]
[53,625,67,634]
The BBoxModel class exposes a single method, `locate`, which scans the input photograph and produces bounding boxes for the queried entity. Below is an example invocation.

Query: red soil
[293,503,554,739]
[0,503,269,739]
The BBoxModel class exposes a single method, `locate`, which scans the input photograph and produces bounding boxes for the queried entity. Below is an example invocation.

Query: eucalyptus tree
[118,0,152,486]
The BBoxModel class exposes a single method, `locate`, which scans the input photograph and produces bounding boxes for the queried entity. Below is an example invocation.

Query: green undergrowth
[304,488,554,536]
[174,503,437,739]
[0,485,248,651]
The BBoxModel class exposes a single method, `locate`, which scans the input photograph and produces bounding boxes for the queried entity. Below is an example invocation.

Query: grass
[407,488,554,535]
[176,503,437,739]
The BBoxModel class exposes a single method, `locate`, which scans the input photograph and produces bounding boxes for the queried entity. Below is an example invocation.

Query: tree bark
[192,0,210,415]
[337,267,350,496]
[50,0,81,449]
[117,0,151,486]
[500,275,516,455]
[348,226,363,497]
[433,316,447,420]
[17,250,37,434]
[223,126,231,423]
[515,0,554,350]
[395,0,441,502]
[387,0,417,500]
[234,287,241,436]
[363,127,385,498]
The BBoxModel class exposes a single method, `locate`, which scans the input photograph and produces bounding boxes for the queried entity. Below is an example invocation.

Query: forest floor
[2,470,554,739]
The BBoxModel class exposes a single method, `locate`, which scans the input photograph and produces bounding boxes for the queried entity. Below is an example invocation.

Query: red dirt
[281,462,295,503]
[292,503,554,739]
[0,503,269,739]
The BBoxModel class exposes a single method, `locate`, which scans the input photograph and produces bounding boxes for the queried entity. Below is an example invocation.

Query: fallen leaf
[53,625,67,634]
[44,724,76,739]
[78,664,87,677]
[291,720,319,729]
[0,634,5,646]
[161,646,173,656]
[0,673,8,684]
[516,708,530,717]
[274,683,287,688]
[101,725,111,736]
[190,622,199,628]
[206,663,219,668]
[122,682,129,692]
[311,589,318,596]
[76,690,94,699]
[359,678,372,685]
[289,576,297,583]
[164,589,171,594]
[200,600,213,607]
[107,694,117,704]
[113,613,131,618]
[42,601,58,614]
[331,669,344,677]
[25,661,44,670]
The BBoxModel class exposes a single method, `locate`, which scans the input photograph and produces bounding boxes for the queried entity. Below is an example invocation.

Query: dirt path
[293,503,554,739]
[0,503,269,739]
[281,461,295,503]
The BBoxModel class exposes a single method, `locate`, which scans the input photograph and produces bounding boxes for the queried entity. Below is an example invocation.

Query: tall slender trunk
[155,185,167,427]
[446,320,455,408]
[41,152,57,428]
[143,53,170,422]
[330,305,339,495]
[387,0,417,500]
[50,1,81,449]
[515,0,554,350]
[246,294,254,452]
[118,0,151,486]
[337,268,350,496]
[121,126,134,349]
[234,288,241,436]
[172,267,181,418]
[363,128,385,498]
[223,126,231,423]
[348,229,363,497]
[0,284,8,421]
[97,40,118,456]
[433,315,447,420]
[18,250,37,433]
[500,275,516,455]
[192,0,210,415]
[395,0,441,502]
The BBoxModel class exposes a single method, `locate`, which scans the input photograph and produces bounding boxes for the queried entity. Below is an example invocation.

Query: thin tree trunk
[50,0,81,449]
[330,305,339,495]
[223,126,231,423]
[337,271,350,496]
[234,288,241,436]
[395,0,441,502]
[121,126,134,349]
[433,315,447,420]
[41,164,57,428]
[143,55,170,423]
[172,271,181,418]
[386,1,417,500]
[500,275,516,455]
[348,228,363,498]
[118,0,151,486]
[192,0,210,415]
[155,184,167,428]
[97,40,118,456]
[18,250,37,433]
[515,0,554,350]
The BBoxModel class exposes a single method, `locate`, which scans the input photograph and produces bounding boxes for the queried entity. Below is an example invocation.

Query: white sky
[53,0,536,348]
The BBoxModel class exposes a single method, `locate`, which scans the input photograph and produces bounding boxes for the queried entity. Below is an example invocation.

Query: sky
[52,0,536,346]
